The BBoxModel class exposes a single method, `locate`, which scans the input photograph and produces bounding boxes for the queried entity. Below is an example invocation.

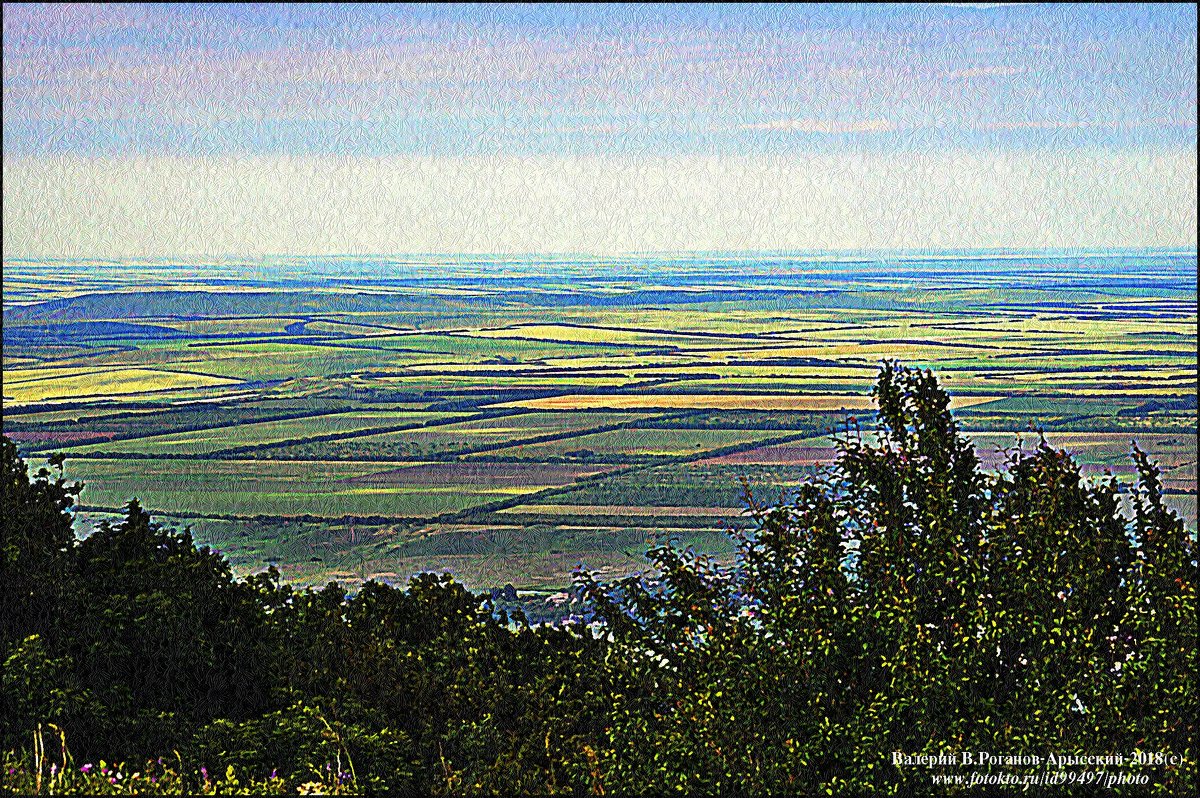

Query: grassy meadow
[3,252,1196,590]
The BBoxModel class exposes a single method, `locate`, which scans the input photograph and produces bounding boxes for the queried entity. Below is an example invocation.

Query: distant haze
[3,3,1196,258]
[3,150,1195,258]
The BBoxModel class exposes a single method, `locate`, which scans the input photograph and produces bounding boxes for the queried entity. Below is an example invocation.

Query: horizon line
[4,246,1197,263]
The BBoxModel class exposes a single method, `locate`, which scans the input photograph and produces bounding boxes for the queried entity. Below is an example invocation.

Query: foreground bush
[2,723,340,795]
[2,363,1195,794]
[576,363,1196,794]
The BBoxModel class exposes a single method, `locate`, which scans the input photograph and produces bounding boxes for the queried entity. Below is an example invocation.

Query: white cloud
[3,150,1195,259]
[740,119,896,133]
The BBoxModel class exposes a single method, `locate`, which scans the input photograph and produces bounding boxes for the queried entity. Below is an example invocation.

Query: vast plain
[3,252,1196,591]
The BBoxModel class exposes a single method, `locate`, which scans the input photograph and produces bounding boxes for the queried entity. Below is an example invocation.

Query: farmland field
[3,251,1196,590]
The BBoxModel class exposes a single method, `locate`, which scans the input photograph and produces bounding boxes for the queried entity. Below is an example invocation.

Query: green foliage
[187,702,407,795]
[576,362,1197,794]
[67,500,279,760]
[3,725,296,795]
[1,637,97,749]
[268,573,609,794]
[1,438,80,653]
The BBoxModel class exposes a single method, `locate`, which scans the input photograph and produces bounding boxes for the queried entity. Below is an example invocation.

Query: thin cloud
[947,66,1024,79]
[986,117,1195,131]
[740,119,896,134]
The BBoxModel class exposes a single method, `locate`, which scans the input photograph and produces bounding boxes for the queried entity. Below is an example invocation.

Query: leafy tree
[187,701,413,795]
[1,635,98,754]
[276,573,609,794]
[67,500,280,759]
[1,440,87,753]
[576,362,1196,794]
[1,440,80,653]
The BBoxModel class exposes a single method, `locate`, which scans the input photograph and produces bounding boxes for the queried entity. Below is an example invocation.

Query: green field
[66,410,455,456]
[257,410,657,460]
[57,458,613,520]
[4,253,1196,589]
[468,426,803,463]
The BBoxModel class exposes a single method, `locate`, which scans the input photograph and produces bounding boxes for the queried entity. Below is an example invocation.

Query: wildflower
[109,777,117,784]
[201,766,209,781]
[81,764,93,774]
[50,763,58,775]
[271,769,278,779]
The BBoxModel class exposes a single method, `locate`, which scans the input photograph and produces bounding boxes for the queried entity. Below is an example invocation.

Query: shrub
[576,362,1196,794]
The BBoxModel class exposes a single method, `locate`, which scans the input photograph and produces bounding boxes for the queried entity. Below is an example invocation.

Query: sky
[2,2,1196,257]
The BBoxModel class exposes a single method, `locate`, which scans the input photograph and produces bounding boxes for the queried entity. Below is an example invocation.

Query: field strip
[31,408,371,452]
[237,410,683,462]
[5,368,239,405]
[402,361,884,378]
[488,321,785,342]
[67,409,509,459]
[67,411,454,457]
[4,367,111,385]
[14,347,140,371]
[445,429,826,524]
[309,316,417,333]
[490,393,1006,411]
[497,504,746,517]
[229,408,580,458]
[0,363,212,385]
[426,411,690,459]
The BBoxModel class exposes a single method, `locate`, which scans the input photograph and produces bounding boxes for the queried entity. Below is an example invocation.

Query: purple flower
[271,769,278,779]
[81,764,93,774]
[109,777,117,784]
[201,766,208,780]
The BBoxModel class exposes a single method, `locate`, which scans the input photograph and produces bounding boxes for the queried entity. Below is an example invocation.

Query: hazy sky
[3,3,1196,257]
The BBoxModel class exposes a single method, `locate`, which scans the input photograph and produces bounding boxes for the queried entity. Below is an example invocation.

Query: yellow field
[461,324,712,345]
[4,368,238,404]
[152,318,298,334]
[498,504,747,517]
[5,365,123,385]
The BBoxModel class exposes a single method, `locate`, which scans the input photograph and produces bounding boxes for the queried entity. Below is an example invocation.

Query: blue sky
[4,2,1195,156]
[2,3,1196,256]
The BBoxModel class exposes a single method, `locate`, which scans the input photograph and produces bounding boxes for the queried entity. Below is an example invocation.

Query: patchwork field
[4,252,1196,589]
[66,410,455,456]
